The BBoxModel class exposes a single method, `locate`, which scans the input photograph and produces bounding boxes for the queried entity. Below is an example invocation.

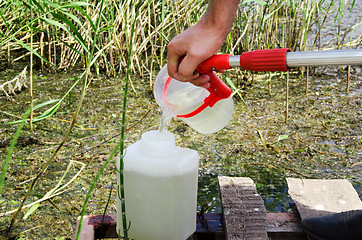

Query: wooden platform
[74,213,225,240]
[218,177,306,240]
[74,177,361,240]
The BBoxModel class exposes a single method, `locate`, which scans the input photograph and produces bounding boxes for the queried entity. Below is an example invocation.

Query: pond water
[0,63,361,238]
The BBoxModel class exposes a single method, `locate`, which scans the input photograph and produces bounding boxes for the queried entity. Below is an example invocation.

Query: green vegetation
[1,1,359,77]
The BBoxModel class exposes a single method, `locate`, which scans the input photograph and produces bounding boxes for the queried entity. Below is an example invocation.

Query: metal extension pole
[285,49,362,68]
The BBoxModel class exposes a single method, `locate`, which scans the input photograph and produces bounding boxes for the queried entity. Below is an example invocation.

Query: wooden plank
[286,178,362,219]
[218,176,268,240]
[267,212,301,233]
[267,213,308,240]
[74,213,225,240]
[75,212,309,240]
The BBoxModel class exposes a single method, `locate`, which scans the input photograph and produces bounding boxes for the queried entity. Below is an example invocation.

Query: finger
[167,40,189,81]
[199,82,211,89]
[167,52,182,81]
[178,54,204,80]
[189,74,210,88]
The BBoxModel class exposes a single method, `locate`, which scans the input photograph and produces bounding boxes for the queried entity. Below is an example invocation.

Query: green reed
[76,1,141,239]
[1,0,358,80]
[0,109,31,195]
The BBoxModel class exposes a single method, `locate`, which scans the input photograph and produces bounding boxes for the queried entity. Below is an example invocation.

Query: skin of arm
[167,0,240,88]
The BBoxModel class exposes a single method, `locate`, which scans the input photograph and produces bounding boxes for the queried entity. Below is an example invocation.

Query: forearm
[202,0,240,37]
[167,0,241,85]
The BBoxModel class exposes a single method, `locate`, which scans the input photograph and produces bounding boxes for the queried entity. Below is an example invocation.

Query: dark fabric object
[300,210,362,240]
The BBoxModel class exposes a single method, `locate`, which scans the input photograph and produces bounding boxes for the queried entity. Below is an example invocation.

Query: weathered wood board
[218,176,268,240]
[75,213,225,240]
[287,178,362,219]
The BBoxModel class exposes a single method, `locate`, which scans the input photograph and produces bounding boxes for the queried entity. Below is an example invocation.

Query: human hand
[167,0,240,88]
[167,19,225,88]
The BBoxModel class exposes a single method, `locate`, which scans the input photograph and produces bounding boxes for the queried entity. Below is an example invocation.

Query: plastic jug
[116,130,199,240]
[154,64,234,134]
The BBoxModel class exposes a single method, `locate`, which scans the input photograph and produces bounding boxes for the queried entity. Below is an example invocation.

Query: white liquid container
[116,130,199,240]
[178,96,234,134]
[154,64,234,134]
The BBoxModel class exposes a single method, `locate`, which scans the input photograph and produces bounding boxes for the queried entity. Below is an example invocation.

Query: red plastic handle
[204,71,231,107]
[197,54,232,72]
[239,48,290,72]
[175,49,290,118]
[176,55,232,118]
[196,54,232,102]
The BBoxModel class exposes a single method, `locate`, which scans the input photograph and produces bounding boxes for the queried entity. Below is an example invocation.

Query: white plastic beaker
[154,65,234,134]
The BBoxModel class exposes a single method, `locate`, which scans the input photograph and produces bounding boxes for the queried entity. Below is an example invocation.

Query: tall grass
[1,0,358,82]
[0,0,116,236]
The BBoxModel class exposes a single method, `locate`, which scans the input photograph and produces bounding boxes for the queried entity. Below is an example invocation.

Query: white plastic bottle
[116,130,199,240]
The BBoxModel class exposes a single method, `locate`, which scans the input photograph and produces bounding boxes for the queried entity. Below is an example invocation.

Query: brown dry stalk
[2,0,353,79]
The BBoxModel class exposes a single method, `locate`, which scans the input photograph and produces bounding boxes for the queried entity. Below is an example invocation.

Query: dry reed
[1,0,358,84]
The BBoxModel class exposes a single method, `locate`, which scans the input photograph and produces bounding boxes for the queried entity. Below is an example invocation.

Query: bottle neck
[140,130,176,155]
